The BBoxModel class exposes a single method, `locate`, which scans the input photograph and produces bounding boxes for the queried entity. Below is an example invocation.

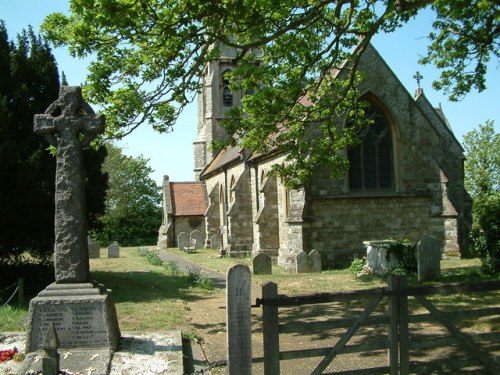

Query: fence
[226,265,500,374]
[0,278,24,308]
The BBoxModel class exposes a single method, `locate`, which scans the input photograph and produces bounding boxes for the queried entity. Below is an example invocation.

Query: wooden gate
[254,276,500,374]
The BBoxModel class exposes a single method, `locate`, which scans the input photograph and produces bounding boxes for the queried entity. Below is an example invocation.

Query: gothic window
[230,175,236,203]
[348,100,394,192]
[222,71,233,107]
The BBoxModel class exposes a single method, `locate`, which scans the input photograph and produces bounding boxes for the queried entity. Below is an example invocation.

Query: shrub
[137,248,163,266]
[349,257,366,275]
[384,240,417,276]
[163,261,181,276]
[187,267,214,290]
[471,193,500,274]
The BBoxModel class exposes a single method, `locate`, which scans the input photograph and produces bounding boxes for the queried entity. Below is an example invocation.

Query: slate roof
[200,146,252,179]
[171,182,207,216]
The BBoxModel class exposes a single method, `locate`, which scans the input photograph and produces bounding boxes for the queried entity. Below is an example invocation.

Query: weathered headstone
[417,236,441,281]
[253,252,272,275]
[108,242,120,258]
[23,87,120,374]
[190,230,204,249]
[295,251,309,273]
[177,232,189,250]
[226,264,252,375]
[295,250,322,273]
[309,250,322,273]
[88,237,100,259]
[210,234,221,250]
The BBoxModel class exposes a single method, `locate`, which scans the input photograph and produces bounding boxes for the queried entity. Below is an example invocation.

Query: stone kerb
[190,230,204,249]
[177,232,189,250]
[253,252,272,275]
[108,242,120,258]
[417,236,441,281]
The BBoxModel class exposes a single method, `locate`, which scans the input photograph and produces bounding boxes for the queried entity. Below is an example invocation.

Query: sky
[2,1,499,186]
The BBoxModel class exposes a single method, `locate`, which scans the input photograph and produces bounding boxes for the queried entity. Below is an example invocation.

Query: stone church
[158,42,471,269]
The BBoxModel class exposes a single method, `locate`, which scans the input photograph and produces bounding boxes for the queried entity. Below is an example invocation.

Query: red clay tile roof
[171,182,207,216]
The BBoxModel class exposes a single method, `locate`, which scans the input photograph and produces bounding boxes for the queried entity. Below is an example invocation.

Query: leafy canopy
[92,143,161,246]
[463,121,499,200]
[41,0,499,186]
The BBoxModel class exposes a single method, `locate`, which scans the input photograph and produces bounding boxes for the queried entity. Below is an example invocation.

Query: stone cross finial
[34,86,104,283]
[413,71,423,88]
[42,323,60,375]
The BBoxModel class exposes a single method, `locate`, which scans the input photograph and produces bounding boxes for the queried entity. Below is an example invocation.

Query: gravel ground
[0,331,184,375]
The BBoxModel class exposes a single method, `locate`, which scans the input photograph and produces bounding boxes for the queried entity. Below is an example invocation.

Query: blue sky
[2,1,498,185]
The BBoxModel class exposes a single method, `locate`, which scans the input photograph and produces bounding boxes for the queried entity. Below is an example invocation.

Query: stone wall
[174,216,205,247]
[308,195,449,268]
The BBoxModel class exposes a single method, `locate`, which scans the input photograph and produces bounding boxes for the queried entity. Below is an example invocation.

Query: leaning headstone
[177,232,189,250]
[295,251,309,273]
[22,86,120,375]
[88,237,100,259]
[190,230,204,249]
[253,252,272,275]
[309,250,322,273]
[108,242,120,258]
[417,237,441,281]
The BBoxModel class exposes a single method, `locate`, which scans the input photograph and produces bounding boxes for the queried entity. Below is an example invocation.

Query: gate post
[399,276,409,375]
[388,274,400,375]
[226,264,252,375]
[262,282,280,375]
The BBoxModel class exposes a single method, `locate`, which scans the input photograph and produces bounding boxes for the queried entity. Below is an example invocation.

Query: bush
[163,261,181,276]
[384,240,417,276]
[187,267,214,290]
[137,247,163,266]
[349,257,366,275]
[471,193,500,274]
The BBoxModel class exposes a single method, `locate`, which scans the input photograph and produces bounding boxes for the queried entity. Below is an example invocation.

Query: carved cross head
[34,86,105,148]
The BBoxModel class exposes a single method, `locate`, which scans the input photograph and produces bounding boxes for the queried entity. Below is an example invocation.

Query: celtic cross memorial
[34,86,104,283]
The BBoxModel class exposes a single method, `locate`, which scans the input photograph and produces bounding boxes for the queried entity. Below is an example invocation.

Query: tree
[0,21,107,264]
[41,0,499,186]
[92,144,161,246]
[463,121,499,199]
[463,121,500,273]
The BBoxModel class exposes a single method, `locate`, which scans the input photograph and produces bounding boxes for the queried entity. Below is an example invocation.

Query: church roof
[171,182,207,216]
[200,146,252,179]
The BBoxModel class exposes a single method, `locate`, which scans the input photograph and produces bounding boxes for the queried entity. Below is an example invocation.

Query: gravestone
[23,87,120,374]
[210,234,221,250]
[295,251,309,273]
[253,252,272,275]
[309,250,322,273]
[177,232,189,250]
[108,242,120,258]
[295,250,322,273]
[190,230,204,249]
[417,236,441,281]
[88,237,100,259]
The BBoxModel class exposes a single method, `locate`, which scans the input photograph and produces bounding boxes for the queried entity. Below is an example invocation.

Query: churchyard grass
[88,247,215,332]
[1,248,496,334]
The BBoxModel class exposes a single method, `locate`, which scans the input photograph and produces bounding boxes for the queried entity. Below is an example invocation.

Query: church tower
[193,43,262,180]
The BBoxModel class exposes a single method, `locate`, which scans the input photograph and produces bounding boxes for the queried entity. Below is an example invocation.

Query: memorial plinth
[26,282,120,352]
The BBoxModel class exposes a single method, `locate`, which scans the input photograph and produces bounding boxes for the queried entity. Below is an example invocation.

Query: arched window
[222,71,233,107]
[229,175,236,203]
[348,100,394,192]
